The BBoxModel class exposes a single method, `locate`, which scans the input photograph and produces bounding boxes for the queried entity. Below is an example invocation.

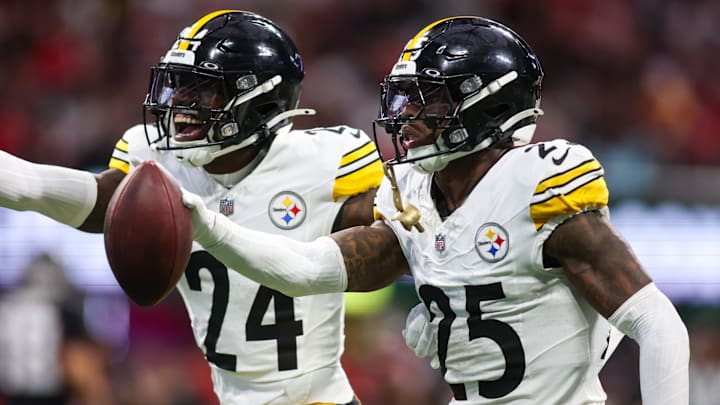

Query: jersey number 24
[185,251,303,371]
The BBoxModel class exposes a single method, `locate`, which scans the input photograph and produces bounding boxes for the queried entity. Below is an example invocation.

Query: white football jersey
[376,140,619,405]
[110,124,382,404]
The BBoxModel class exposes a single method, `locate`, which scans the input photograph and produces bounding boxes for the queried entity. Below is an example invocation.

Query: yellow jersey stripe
[339,141,377,168]
[534,159,601,195]
[114,138,129,153]
[109,157,130,174]
[333,159,383,201]
[530,176,609,230]
[402,16,480,61]
[178,10,248,50]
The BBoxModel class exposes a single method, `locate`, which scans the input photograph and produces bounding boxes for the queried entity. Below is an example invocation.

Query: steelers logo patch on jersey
[268,191,307,230]
[475,222,509,263]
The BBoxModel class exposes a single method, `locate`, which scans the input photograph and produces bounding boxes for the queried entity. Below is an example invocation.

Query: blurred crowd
[0,0,719,171]
[1,1,720,405]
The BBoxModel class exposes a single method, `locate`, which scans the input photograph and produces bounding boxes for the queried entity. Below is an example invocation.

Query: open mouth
[400,125,426,149]
[173,114,205,142]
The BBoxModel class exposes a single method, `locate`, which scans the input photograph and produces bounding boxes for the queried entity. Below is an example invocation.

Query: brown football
[103,161,192,306]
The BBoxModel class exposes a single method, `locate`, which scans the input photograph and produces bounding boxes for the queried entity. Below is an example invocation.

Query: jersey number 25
[419,283,526,400]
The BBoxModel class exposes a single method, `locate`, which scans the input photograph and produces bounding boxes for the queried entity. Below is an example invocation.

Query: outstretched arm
[332,221,409,291]
[331,184,409,290]
[79,168,125,232]
[0,151,124,233]
[331,187,409,290]
[544,210,689,405]
[185,190,408,296]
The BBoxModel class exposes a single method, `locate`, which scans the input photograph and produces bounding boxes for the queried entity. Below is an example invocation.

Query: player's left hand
[129,157,219,246]
[402,303,439,369]
[181,187,219,246]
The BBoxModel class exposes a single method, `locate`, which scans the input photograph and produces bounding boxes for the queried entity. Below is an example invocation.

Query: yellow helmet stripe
[401,16,480,61]
[178,9,251,50]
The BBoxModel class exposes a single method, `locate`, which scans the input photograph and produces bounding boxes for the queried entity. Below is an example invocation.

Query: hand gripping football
[104,161,193,306]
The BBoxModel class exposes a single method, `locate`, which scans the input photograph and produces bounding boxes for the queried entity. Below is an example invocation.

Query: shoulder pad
[308,126,383,201]
[108,125,155,174]
[525,140,609,230]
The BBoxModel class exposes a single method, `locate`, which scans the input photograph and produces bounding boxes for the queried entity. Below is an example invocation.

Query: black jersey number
[524,141,572,166]
[185,251,303,372]
[418,283,525,400]
[246,286,303,371]
[305,125,362,138]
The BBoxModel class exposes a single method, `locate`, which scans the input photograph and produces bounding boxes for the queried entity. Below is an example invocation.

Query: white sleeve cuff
[0,151,97,228]
[608,283,689,405]
[203,213,348,296]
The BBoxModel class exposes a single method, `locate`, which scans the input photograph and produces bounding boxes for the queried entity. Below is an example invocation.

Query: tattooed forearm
[562,253,649,317]
[332,222,408,292]
[545,211,651,317]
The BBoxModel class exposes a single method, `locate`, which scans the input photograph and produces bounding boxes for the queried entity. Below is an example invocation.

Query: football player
[180,16,690,404]
[0,10,382,405]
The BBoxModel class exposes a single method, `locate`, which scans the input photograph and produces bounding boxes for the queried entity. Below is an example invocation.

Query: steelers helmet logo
[268,191,307,230]
[475,222,509,263]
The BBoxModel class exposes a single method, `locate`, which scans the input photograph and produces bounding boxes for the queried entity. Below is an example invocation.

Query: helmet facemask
[375,75,464,168]
[144,64,291,166]
[141,11,310,168]
[375,70,540,173]
[373,17,545,173]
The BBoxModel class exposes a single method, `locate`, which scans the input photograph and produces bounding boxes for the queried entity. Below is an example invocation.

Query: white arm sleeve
[0,151,98,228]
[197,210,348,297]
[608,283,689,405]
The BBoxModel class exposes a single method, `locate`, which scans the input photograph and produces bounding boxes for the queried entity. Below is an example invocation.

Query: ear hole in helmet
[485,104,510,118]
[255,102,280,116]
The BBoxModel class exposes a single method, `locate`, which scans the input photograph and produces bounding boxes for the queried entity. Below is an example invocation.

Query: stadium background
[0,0,718,404]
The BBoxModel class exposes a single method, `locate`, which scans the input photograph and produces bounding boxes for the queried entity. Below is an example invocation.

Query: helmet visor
[380,77,454,121]
[147,66,229,112]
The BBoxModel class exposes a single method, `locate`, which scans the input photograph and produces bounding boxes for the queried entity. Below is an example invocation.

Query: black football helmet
[143,10,313,166]
[374,16,544,172]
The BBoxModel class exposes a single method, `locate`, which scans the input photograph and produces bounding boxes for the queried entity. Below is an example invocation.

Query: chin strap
[184,134,258,167]
[502,108,544,146]
[383,162,424,232]
[177,108,317,167]
[164,72,317,168]
[501,108,543,132]
[265,108,316,130]
[407,69,542,173]
[461,71,519,112]
[226,75,283,111]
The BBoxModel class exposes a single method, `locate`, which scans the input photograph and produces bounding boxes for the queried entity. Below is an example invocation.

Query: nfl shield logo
[219,198,234,216]
[435,234,446,252]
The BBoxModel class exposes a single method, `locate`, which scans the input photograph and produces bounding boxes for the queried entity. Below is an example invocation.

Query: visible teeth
[174,116,202,124]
